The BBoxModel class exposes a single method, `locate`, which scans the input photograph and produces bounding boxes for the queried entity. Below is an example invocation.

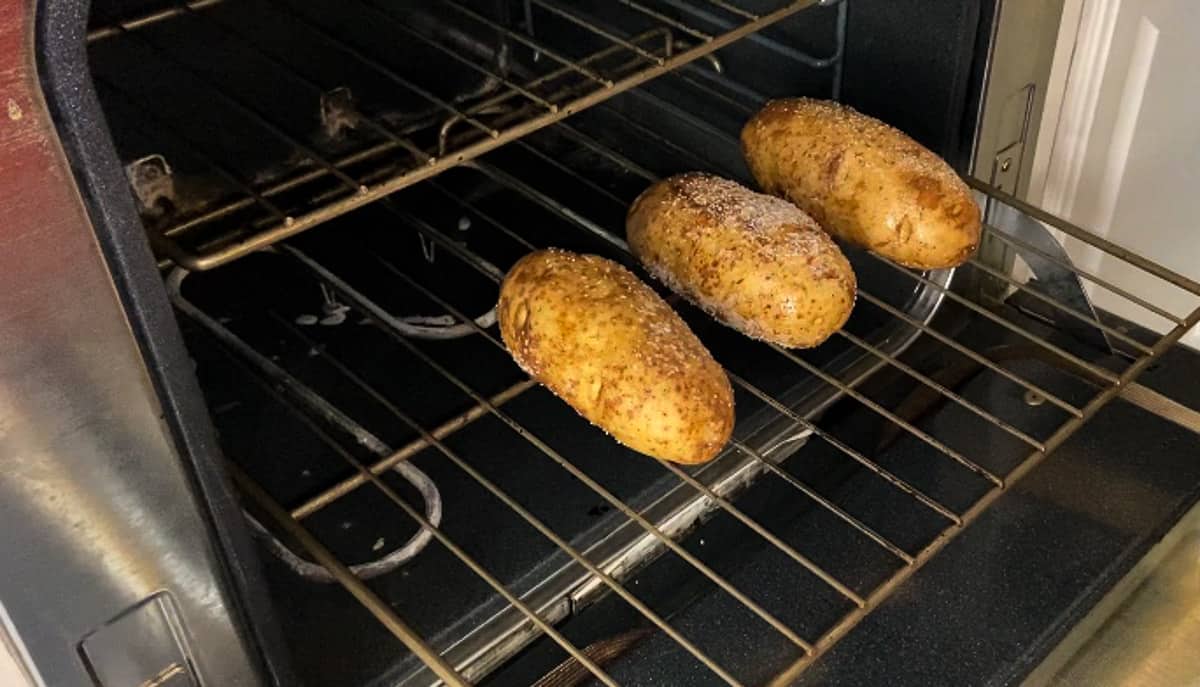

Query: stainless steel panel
[972,0,1067,302]
[78,593,200,687]
[972,0,1067,198]
[1026,501,1200,687]
[0,1,263,684]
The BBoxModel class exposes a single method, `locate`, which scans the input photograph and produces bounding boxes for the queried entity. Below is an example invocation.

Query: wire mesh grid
[165,126,1200,687]
[88,2,1200,685]
[87,0,834,271]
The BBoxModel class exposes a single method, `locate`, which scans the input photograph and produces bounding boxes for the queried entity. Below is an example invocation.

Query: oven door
[0,0,281,684]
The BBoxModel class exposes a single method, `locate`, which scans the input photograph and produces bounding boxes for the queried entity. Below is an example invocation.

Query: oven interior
[75,1,1200,685]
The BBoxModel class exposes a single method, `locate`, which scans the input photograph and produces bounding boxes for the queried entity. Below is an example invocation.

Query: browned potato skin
[742,98,981,269]
[627,173,856,349]
[498,249,734,465]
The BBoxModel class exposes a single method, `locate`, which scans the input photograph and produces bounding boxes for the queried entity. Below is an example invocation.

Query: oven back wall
[840,0,986,168]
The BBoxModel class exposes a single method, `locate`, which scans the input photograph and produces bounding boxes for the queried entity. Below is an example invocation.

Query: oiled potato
[497,249,733,465]
[742,98,981,269]
[627,173,856,349]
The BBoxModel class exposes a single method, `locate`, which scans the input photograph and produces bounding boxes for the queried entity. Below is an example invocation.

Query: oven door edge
[22,0,293,684]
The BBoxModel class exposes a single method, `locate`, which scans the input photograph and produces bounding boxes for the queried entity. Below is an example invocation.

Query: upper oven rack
[87,0,840,271]
[165,90,1200,686]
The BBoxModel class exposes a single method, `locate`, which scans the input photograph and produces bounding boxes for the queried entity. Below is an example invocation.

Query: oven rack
[88,0,842,271]
[166,98,1200,685]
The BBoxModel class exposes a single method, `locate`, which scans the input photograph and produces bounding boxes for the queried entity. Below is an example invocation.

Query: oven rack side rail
[171,117,1200,686]
[88,0,843,271]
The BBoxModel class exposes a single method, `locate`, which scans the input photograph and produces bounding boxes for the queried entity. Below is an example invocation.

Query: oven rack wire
[165,118,1200,686]
[88,0,842,271]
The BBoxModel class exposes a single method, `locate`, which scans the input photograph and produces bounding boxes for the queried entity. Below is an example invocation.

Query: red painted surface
[0,8,262,685]
[0,0,110,321]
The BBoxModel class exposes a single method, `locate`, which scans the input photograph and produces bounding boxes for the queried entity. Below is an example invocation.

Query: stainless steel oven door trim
[1,0,277,683]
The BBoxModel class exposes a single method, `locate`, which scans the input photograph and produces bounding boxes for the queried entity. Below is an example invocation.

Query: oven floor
[479,329,1200,687]
[787,343,1200,687]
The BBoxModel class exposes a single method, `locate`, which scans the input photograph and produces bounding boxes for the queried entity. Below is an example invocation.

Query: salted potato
[742,98,981,269]
[497,249,734,464]
[627,173,856,349]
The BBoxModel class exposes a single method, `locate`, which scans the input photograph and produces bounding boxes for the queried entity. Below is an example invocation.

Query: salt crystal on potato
[498,249,734,465]
[742,98,980,269]
[627,172,856,349]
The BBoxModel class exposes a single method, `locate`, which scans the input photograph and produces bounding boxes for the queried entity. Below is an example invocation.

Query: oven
[4,0,1200,685]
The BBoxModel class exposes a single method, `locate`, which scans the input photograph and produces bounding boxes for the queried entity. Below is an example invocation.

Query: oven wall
[840,0,987,169]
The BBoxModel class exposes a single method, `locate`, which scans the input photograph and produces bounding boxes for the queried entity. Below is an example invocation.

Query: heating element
[81,1,1200,686]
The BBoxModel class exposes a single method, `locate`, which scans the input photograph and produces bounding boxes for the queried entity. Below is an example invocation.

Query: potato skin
[627,173,856,349]
[742,98,981,269]
[498,249,733,465]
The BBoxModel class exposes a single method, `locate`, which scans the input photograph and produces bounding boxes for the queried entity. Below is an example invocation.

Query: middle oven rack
[164,66,1200,685]
[88,0,843,271]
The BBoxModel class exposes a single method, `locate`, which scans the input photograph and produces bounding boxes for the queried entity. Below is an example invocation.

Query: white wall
[1031,0,1200,350]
